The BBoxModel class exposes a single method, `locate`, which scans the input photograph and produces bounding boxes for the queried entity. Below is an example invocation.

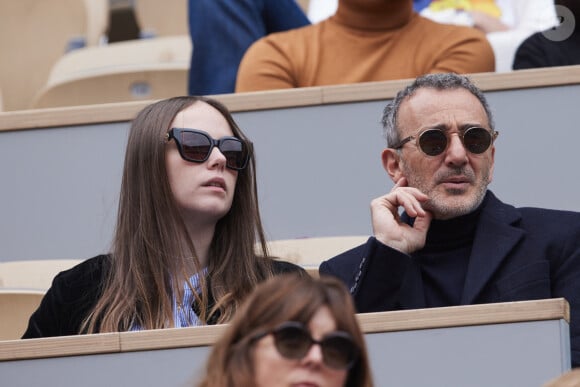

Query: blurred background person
[307,0,432,23]
[420,0,558,72]
[188,0,310,95]
[513,0,580,69]
[198,273,373,387]
[236,0,494,92]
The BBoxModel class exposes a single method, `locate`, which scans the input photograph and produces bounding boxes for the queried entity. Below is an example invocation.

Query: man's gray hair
[381,73,495,147]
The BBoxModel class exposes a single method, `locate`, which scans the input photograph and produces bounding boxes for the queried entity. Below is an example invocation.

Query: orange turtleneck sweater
[235,0,494,92]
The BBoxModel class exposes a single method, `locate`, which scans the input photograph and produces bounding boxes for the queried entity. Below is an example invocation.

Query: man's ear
[488,145,495,184]
[382,148,404,183]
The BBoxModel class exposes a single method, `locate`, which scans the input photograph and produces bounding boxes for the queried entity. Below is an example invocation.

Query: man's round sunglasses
[252,321,359,370]
[166,128,250,170]
[390,126,499,156]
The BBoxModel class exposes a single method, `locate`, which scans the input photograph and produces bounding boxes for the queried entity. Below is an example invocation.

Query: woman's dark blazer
[22,254,304,338]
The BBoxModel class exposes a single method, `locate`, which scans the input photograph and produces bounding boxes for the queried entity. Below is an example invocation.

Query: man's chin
[441,184,471,196]
[426,196,479,220]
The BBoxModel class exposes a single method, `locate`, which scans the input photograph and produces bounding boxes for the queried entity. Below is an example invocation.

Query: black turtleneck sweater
[409,204,483,307]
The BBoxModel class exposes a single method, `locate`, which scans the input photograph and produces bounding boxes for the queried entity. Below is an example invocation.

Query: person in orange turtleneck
[235,0,495,92]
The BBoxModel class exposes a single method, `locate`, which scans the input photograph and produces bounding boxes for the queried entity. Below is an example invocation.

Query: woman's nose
[207,146,227,169]
[301,343,325,367]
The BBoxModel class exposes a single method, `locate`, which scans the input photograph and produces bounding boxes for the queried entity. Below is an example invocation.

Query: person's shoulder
[516,31,554,52]
[489,191,580,239]
[22,255,110,338]
[517,206,580,225]
[252,22,321,49]
[514,207,580,257]
[239,23,316,71]
[320,239,370,271]
[520,31,548,45]
[485,191,580,223]
[51,254,110,290]
[513,31,546,50]
[410,14,493,66]
[270,259,306,275]
[513,31,558,68]
[413,14,487,39]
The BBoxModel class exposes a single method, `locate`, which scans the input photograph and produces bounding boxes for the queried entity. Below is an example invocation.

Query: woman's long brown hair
[81,96,273,333]
[199,274,374,387]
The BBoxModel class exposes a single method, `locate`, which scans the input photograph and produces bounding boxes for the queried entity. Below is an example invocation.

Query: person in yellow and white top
[421,0,558,72]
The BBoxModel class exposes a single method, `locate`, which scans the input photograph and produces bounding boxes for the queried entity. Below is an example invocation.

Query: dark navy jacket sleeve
[542,210,580,368]
[320,195,580,368]
[320,237,423,313]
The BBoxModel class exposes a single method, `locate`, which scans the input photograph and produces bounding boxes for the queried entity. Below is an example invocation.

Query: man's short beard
[423,188,487,219]
[403,165,490,220]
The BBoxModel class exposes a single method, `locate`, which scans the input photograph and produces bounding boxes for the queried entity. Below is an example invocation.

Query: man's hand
[370,177,432,254]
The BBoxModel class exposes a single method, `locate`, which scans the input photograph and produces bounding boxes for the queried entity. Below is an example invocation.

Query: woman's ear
[382,148,404,183]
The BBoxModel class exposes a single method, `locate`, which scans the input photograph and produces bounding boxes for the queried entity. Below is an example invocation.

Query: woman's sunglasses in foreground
[252,321,359,370]
[390,126,499,156]
[167,128,250,170]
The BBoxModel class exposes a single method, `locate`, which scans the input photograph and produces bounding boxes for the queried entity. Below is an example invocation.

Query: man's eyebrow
[426,123,486,131]
[424,124,450,131]
[460,123,487,130]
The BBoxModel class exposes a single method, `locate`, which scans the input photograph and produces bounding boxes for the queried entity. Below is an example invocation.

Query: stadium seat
[265,235,368,267]
[31,35,191,108]
[0,259,82,290]
[0,289,45,340]
[0,0,108,111]
[133,0,188,37]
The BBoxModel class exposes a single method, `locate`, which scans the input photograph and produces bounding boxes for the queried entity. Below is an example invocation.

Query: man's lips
[441,177,470,184]
[437,171,474,185]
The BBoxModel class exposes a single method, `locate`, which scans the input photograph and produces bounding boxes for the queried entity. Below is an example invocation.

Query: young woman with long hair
[23,96,303,337]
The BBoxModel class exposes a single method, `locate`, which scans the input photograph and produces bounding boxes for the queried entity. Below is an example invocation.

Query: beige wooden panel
[0,298,568,361]
[119,325,227,352]
[357,298,570,333]
[1,66,579,132]
[0,333,120,361]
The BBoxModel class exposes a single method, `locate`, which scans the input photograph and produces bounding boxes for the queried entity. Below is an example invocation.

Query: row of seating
[0,235,365,340]
[0,0,188,112]
[0,0,316,112]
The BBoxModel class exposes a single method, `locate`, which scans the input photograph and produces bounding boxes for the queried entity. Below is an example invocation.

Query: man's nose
[444,132,468,165]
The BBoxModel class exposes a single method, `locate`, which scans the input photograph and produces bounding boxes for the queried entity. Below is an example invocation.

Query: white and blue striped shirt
[172,271,205,328]
[131,269,207,331]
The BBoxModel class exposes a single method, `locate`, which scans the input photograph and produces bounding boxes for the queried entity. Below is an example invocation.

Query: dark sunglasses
[166,128,250,170]
[390,126,498,156]
[252,321,359,370]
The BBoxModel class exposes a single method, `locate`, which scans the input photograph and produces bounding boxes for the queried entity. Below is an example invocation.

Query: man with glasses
[320,72,580,367]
